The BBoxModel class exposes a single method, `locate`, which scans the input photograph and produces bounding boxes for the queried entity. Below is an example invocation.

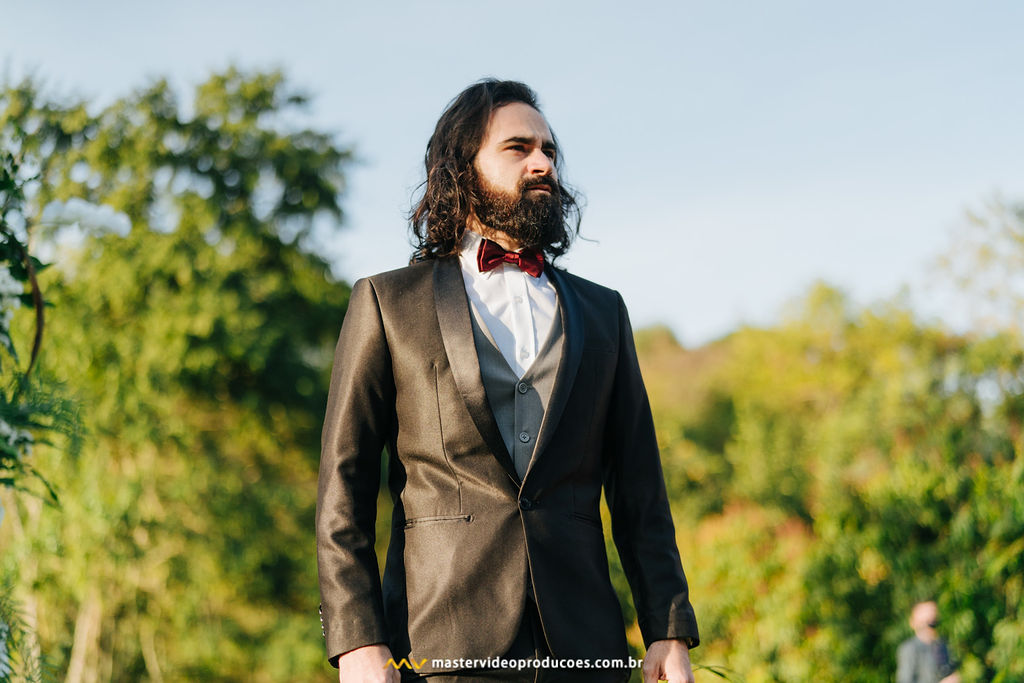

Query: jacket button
[519,497,533,510]
[517,382,530,394]
[518,431,530,443]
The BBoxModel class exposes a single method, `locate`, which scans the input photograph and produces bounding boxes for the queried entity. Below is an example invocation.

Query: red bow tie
[476,238,545,278]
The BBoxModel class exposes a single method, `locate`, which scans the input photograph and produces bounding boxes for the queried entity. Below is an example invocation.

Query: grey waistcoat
[468,302,565,481]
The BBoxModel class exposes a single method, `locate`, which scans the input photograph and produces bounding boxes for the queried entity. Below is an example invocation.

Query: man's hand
[337,643,400,683]
[642,639,695,683]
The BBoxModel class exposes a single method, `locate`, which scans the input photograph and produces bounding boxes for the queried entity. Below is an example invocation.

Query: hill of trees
[630,279,1023,681]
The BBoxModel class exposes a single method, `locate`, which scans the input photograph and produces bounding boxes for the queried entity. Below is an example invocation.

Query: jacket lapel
[523,264,584,483]
[433,258,520,485]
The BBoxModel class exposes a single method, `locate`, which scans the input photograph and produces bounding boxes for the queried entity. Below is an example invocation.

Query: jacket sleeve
[602,291,700,648]
[316,277,396,666]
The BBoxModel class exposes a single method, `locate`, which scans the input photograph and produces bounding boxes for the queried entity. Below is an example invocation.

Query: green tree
[2,119,83,683]
[936,196,1024,334]
[1,69,352,680]
[637,280,1024,681]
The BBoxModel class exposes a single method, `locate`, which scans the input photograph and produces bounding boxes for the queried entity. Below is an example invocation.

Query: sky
[3,0,1022,345]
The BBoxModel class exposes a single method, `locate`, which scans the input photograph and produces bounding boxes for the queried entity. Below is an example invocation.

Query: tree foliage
[1,107,86,683]
[1,69,352,680]
[643,275,1024,681]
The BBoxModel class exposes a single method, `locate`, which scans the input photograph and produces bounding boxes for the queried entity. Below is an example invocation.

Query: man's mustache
[520,177,559,196]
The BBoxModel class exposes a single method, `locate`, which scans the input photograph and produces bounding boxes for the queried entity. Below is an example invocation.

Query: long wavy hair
[409,79,582,263]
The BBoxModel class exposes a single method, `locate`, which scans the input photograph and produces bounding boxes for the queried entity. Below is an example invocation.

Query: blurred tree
[635,281,1023,682]
[1,69,352,680]
[636,326,734,522]
[936,196,1024,335]
[2,122,83,683]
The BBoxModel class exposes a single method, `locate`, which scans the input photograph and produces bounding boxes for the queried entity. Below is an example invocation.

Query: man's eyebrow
[501,135,558,151]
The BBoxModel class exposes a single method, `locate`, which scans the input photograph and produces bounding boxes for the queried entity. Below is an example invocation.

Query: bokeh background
[1,1,1022,680]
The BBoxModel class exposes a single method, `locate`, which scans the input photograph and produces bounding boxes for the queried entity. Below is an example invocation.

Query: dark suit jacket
[316,256,699,669]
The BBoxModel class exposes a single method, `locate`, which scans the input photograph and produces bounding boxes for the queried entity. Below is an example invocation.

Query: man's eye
[543,150,556,160]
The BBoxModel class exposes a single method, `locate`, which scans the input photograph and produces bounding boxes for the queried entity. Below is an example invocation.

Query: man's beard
[472,174,565,251]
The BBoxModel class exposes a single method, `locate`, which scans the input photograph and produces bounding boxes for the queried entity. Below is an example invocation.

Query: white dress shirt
[458,230,558,378]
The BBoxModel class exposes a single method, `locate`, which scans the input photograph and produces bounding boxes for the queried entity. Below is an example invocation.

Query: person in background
[897,600,960,683]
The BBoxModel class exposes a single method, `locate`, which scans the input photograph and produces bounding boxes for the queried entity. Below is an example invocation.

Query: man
[317,79,699,683]
[897,601,960,683]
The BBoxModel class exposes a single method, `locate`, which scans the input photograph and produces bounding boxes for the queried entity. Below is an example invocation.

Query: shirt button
[514,295,524,304]
[517,382,530,394]
[518,431,531,443]
[519,348,529,360]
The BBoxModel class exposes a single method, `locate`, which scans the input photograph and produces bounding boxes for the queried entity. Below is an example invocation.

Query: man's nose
[526,149,555,177]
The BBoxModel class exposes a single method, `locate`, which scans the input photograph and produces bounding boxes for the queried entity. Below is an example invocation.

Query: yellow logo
[384,657,428,670]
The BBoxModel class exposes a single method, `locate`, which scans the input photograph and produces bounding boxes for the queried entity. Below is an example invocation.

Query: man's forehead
[483,102,554,145]
[911,601,938,621]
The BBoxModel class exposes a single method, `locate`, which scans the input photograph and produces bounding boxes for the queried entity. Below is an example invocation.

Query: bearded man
[316,79,700,683]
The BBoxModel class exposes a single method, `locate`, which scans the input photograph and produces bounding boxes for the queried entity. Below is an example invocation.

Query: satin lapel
[433,258,519,485]
[524,265,584,482]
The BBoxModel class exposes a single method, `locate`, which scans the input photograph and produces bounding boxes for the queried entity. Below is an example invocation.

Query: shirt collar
[458,229,495,278]
[459,228,483,258]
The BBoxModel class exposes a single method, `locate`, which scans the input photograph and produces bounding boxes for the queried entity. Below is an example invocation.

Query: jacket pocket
[402,514,472,529]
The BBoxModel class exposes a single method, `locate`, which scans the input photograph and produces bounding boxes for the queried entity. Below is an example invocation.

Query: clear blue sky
[3,0,1022,344]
